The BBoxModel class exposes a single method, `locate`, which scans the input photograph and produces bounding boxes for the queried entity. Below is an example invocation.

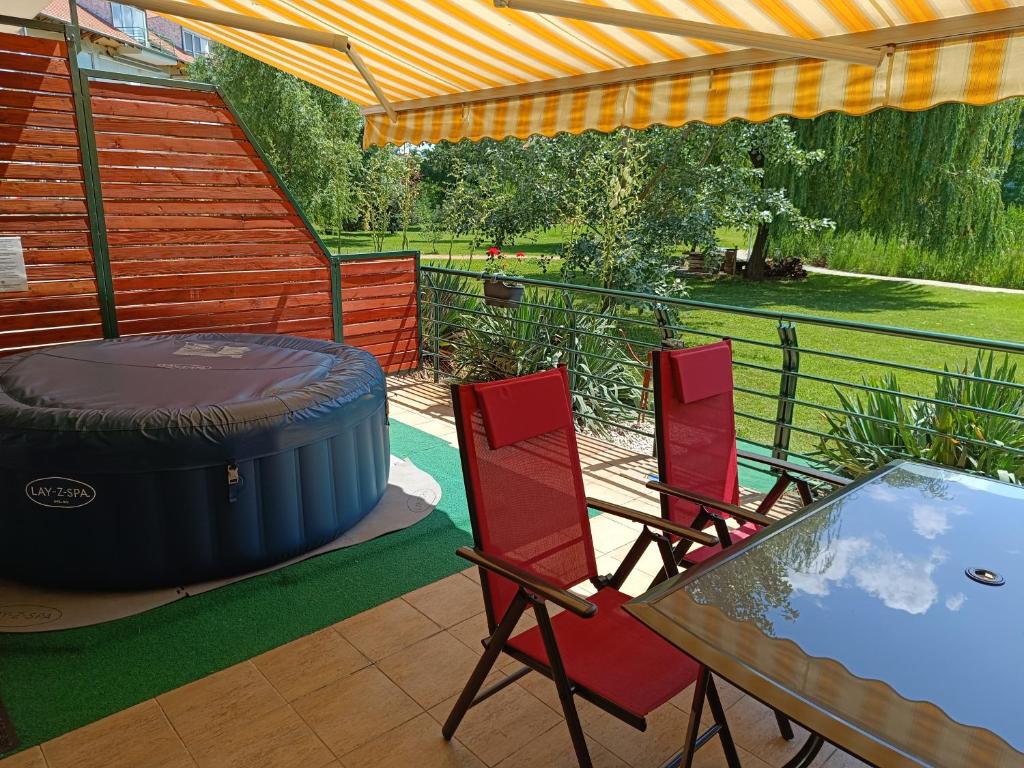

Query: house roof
[145,10,194,63]
[38,0,193,64]
[39,0,136,45]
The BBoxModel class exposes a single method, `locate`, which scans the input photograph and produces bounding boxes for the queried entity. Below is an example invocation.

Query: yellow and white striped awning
[153,0,1024,147]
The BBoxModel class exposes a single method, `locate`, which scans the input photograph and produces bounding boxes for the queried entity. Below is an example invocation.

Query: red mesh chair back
[452,367,597,628]
[654,341,740,528]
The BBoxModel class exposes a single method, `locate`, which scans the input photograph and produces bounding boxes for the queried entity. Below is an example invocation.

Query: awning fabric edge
[364,31,1024,147]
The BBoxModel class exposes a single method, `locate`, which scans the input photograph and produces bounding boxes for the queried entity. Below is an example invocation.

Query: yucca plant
[421,261,481,373]
[451,292,561,381]
[930,353,1024,477]
[448,289,642,431]
[816,352,1024,482]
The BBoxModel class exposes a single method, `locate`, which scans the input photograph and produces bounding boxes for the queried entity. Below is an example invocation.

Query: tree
[554,126,761,292]
[188,45,363,234]
[1004,119,1024,206]
[359,149,405,252]
[716,120,834,281]
[420,138,558,249]
[398,152,421,250]
[557,130,675,297]
[782,102,1023,256]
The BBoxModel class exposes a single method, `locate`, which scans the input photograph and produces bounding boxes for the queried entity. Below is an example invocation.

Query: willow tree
[188,45,363,234]
[778,101,1023,256]
[1004,120,1024,205]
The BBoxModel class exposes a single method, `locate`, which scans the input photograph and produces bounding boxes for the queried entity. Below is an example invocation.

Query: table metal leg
[781,734,825,768]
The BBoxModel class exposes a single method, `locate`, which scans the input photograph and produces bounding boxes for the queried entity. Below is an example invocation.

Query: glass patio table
[626,461,1024,768]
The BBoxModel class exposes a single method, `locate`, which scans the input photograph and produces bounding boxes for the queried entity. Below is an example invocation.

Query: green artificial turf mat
[0,418,793,758]
[0,420,473,758]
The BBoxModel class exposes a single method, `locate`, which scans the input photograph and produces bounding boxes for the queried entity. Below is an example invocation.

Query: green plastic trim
[329,259,343,342]
[332,249,420,261]
[65,20,119,338]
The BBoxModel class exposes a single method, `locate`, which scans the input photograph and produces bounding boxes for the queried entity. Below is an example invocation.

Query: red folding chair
[647,341,849,746]
[647,340,849,568]
[444,367,741,768]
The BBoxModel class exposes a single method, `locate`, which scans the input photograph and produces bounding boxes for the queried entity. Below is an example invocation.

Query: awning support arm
[344,43,397,122]
[494,0,882,67]
[122,0,397,121]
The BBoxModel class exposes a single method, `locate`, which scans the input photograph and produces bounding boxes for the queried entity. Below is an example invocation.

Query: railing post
[562,290,578,391]
[414,252,423,372]
[328,255,343,342]
[421,271,441,383]
[654,304,674,342]
[773,322,800,461]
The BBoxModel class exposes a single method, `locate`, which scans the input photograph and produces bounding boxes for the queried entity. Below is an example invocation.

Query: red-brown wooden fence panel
[0,30,104,355]
[338,255,419,374]
[1,32,421,371]
[90,80,335,340]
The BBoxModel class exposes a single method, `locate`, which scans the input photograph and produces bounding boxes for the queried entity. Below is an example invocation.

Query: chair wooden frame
[443,377,745,768]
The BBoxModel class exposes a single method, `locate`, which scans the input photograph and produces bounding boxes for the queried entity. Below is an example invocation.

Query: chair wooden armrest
[646,481,774,527]
[586,497,718,547]
[735,449,850,487]
[456,546,597,618]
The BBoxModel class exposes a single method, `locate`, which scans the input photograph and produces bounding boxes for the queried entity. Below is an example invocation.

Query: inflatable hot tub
[0,334,389,590]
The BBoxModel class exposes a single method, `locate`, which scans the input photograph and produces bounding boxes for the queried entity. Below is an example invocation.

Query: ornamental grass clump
[816,351,1024,483]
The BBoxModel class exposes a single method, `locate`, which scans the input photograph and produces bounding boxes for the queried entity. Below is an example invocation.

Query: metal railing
[418,265,1024,482]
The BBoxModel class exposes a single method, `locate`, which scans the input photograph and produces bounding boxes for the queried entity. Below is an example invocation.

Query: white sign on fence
[0,237,27,293]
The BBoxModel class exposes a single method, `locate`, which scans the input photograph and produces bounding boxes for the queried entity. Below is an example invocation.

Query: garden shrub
[449,289,642,430]
[816,351,1024,482]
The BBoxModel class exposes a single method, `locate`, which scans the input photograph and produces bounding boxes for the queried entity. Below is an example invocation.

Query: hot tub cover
[0,334,386,473]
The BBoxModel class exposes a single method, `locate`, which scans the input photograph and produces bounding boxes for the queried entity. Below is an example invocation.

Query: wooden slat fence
[0,25,420,372]
[338,254,419,374]
[0,30,103,354]
[90,80,335,340]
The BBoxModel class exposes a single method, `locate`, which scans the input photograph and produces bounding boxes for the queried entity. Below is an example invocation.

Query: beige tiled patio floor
[1,375,867,768]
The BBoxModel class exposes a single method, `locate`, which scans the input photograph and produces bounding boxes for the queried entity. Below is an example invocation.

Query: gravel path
[803,265,1024,295]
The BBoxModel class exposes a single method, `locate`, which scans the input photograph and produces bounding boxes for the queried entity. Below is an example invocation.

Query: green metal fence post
[563,290,579,391]
[653,304,674,343]
[422,271,441,383]
[773,322,800,461]
[65,16,118,338]
[414,252,423,372]
[328,255,344,342]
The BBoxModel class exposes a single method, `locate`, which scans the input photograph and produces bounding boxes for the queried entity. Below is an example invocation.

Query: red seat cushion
[507,588,701,718]
[682,520,759,564]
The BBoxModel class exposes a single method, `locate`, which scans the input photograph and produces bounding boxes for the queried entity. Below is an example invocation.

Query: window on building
[110,2,147,45]
[182,30,210,56]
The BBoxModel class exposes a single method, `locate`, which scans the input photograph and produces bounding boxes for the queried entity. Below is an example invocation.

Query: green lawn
[421,257,1024,458]
[322,223,1022,458]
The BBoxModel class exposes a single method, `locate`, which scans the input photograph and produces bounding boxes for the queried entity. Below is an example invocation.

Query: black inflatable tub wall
[0,334,390,590]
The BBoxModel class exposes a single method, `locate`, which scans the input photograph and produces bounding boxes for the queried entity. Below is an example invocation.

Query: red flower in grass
[515,251,526,259]
[486,246,502,257]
